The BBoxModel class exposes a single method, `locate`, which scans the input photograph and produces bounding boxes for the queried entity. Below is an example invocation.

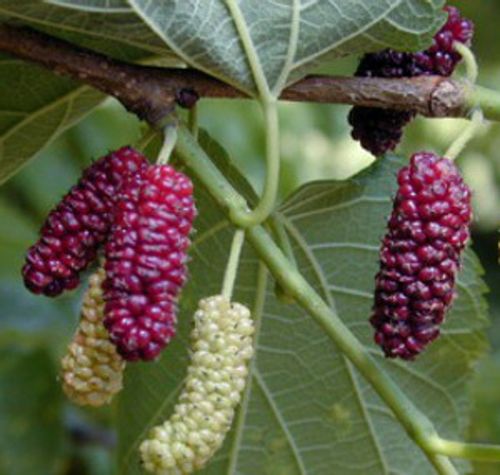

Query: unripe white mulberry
[61,267,125,406]
[140,295,255,474]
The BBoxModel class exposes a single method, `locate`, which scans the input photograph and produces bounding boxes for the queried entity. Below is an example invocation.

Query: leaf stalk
[427,436,500,463]
[230,99,281,227]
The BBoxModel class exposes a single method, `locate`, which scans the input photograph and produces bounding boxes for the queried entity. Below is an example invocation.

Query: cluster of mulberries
[61,266,125,406]
[349,5,474,155]
[23,146,197,364]
[140,296,254,474]
[104,165,196,362]
[370,152,472,359]
[22,147,148,296]
[19,7,478,467]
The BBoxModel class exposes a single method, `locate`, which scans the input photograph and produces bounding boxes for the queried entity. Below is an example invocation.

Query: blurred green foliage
[0,1,499,474]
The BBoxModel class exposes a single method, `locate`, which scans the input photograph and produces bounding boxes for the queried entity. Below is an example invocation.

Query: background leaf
[0,0,170,56]
[0,347,64,475]
[0,59,105,184]
[0,196,36,273]
[116,138,488,474]
[0,0,183,183]
[127,0,445,96]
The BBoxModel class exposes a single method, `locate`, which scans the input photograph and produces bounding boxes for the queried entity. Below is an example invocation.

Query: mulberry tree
[0,2,500,475]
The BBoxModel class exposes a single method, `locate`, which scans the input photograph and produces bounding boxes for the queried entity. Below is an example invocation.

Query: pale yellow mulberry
[61,267,125,406]
[140,295,255,474]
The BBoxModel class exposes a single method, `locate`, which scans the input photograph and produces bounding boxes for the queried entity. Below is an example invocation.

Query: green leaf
[273,155,487,475]
[45,0,130,13]
[0,196,37,278]
[127,0,445,96]
[0,0,170,56]
[0,58,105,184]
[0,278,78,352]
[0,0,183,183]
[0,182,82,352]
[0,347,64,475]
[116,140,488,474]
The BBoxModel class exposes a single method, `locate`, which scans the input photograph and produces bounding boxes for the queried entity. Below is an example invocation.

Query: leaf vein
[252,369,307,475]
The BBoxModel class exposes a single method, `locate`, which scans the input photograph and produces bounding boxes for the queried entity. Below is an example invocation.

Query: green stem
[177,125,500,469]
[232,99,280,227]
[269,214,297,269]
[225,0,271,99]
[429,437,500,462]
[210,100,280,228]
[188,104,199,140]
[246,226,443,452]
[224,0,280,227]
[469,85,500,122]
[221,229,246,300]
[157,121,178,165]
[445,108,483,160]
[428,455,459,475]
[174,125,454,471]
[269,214,298,303]
[454,42,478,84]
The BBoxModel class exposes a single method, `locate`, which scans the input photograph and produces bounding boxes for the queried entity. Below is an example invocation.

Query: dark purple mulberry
[370,152,472,360]
[103,164,196,362]
[414,5,474,77]
[349,108,415,158]
[22,147,148,297]
[349,5,474,155]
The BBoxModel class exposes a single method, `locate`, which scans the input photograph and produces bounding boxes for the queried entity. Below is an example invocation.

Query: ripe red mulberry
[370,152,472,360]
[349,5,474,155]
[103,164,196,362]
[22,147,148,297]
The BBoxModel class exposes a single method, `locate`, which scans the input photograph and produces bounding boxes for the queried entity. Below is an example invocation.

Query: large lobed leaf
[126,0,445,96]
[116,137,488,475]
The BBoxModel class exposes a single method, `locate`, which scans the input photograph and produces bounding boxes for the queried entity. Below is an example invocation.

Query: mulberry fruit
[22,147,148,296]
[348,108,415,158]
[103,164,196,362]
[140,296,254,474]
[349,5,474,155]
[413,5,474,77]
[61,266,125,406]
[370,152,472,360]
